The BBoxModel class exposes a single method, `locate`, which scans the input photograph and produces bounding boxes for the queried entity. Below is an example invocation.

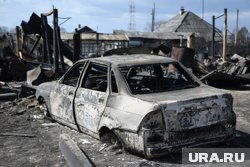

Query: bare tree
[228,27,250,56]
[230,26,250,46]
[238,27,249,45]
[0,26,8,34]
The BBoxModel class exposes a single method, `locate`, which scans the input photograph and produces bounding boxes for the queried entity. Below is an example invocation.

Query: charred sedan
[36,54,236,158]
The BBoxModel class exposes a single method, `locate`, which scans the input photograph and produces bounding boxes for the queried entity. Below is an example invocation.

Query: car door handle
[99,97,105,103]
[69,91,74,95]
[77,101,85,106]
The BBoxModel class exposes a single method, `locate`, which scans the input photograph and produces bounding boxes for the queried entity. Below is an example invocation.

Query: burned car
[36,54,236,158]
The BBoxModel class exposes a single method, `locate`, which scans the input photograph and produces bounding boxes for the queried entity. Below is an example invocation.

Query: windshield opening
[119,63,199,94]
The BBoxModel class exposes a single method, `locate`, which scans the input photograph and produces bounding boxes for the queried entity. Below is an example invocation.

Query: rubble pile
[0,45,29,81]
[0,81,35,100]
[0,94,44,120]
[0,10,75,88]
[195,54,250,86]
[167,47,250,87]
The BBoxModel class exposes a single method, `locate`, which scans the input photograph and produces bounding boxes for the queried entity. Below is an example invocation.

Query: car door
[74,62,110,134]
[49,62,86,129]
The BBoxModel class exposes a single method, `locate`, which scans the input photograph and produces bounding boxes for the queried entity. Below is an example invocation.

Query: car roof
[80,54,177,66]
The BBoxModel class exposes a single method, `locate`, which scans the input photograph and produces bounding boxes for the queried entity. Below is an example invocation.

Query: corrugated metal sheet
[61,33,129,41]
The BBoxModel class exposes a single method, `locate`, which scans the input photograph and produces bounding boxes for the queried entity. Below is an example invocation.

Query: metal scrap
[196,54,250,86]
[0,132,36,138]
[168,47,250,86]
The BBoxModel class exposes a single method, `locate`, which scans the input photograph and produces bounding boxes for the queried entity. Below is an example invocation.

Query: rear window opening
[81,63,108,92]
[119,63,199,94]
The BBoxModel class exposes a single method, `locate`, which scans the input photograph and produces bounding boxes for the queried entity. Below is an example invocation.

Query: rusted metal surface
[36,54,236,158]
[26,64,54,87]
[171,46,195,69]
[26,65,42,86]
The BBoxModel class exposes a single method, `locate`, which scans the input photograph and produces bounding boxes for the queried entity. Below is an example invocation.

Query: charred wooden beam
[29,35,41,56]
[53,8,59,73]
[73,31,80,63]
[57,26,65,71]
[15,26,21,56]
[41,14,53,64]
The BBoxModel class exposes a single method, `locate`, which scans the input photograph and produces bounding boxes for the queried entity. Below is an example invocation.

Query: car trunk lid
[134,86,232,131]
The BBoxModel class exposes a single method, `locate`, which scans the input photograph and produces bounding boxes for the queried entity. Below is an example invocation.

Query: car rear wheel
[100,131,122,149]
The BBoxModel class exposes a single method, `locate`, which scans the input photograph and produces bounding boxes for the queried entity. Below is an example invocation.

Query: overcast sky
[1,0,250,33]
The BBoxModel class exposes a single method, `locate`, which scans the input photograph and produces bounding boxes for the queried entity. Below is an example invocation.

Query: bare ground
[0,89,250,167]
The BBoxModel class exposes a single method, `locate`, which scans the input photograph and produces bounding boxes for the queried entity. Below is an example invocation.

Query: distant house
[61,26,129,57]
[154,7,222,53]
[113,29,194,49]
[115,8,222,55]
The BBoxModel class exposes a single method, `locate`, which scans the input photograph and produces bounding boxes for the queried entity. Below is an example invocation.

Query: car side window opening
[81,63,108,92]
[119,63,199,94]
[111,71,118,93]
[62,63,85,87]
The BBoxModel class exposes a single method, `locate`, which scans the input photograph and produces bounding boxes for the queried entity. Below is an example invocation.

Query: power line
[58,17,71,26]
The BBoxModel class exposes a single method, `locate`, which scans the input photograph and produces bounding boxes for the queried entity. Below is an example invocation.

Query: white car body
[36,54,236,158]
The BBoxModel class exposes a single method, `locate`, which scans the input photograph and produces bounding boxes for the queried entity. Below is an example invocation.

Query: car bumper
[144,133,235,158]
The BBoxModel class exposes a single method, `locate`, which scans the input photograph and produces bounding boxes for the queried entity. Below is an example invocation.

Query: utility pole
[53,8,59,73]
[15,26,20,56]
[202,0,204,19]
[96,32,99,56]
[151,2,155,32]
[53,8,65,72]
[235,9,239,47]
[222,8,227,62]
[211,9,226,59]
[73,30,80,63]
[212,15,215,58]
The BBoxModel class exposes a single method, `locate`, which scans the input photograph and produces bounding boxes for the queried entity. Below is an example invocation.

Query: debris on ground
[1,80,250,166]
